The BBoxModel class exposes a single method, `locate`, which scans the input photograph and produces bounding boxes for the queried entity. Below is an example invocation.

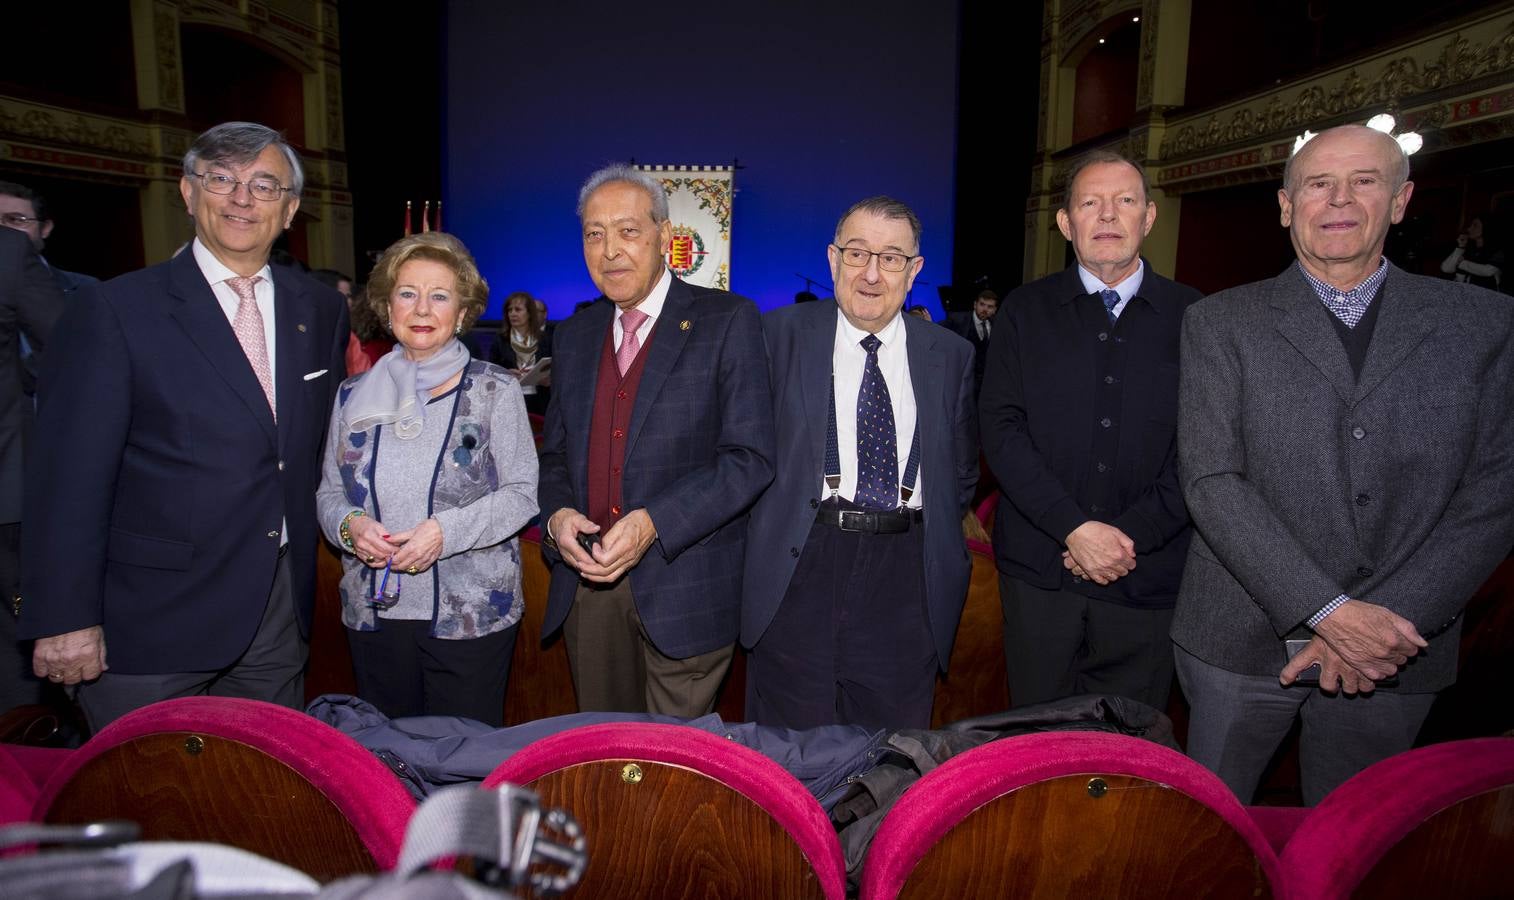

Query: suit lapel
[902,313,946,465]
[167,252,278,446]
[272,266,313,455]
[801,302,839,478]
[625,278,693,461]
[566,300,614,498]
[1355,268,1433,404]
[1271,268,1357,405]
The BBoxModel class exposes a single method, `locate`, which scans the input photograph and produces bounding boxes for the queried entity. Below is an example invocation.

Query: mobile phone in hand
[1285,638,1321,685]
[576,531,600,555]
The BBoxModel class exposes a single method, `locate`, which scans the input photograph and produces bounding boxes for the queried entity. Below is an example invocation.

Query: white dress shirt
[823,309,923,509]
[1077,259,1145,320]
[613,268,672,353]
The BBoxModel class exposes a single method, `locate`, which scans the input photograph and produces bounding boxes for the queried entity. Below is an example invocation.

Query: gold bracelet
[339,509,365,551]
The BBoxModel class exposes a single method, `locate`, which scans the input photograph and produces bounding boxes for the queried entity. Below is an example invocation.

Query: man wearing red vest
[538,165,775,716]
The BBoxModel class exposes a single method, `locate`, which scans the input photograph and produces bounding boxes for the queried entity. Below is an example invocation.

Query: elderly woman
[489,290,552,414]
[316,232,537,725]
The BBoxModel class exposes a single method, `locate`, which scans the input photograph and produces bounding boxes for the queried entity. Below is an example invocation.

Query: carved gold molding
[0,97,153,158]
[1159,10,1514,161]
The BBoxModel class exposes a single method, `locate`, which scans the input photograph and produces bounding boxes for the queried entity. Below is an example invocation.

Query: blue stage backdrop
[443,1,959,320]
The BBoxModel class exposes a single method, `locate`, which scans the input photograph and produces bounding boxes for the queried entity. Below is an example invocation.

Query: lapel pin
[680,320,691,332]
[296,323,307,332]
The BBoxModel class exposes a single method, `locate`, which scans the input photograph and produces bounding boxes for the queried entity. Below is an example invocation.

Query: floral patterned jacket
[316,360,539,638]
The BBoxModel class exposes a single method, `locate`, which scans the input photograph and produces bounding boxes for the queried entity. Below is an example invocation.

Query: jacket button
[1352,426,1366,440]
[612,428,624,438]
[267,530,278,538]
[617,391,628,400]
[1103,375,1115,385]
[1355,493,1370,506]
[611,505,622,515]
[277,460,285,471]
[791,547,800,558]
[1096,462,1108,472]
[1100,417,1112,428]
[809,498,819,509]
[1357,566,1374,577]
[1097,332,1109,342]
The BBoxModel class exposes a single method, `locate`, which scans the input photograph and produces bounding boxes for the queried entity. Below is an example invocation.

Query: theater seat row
[2,696,1510,899]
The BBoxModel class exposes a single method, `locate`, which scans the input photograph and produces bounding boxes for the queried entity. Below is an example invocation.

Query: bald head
[1284,124,1409,194]
[1277,123,1415,289]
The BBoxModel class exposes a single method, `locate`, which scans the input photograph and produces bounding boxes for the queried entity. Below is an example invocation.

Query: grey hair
[833,196,922,252]
[182,122,305,197]
[1060,150,1151,211]
[576,165,669,223]
[1283,124,1410,194]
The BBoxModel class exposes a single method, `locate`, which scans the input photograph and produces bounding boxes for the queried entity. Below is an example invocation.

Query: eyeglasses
[191,171,290,202]
[832,245,919,273]
[0,213,42,228]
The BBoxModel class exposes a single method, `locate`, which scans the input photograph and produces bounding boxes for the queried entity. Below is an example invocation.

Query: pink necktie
[228,275,276,420]
[617,308,648,377]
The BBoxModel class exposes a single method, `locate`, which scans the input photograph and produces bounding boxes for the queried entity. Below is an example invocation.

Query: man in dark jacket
[980,150,1201,709]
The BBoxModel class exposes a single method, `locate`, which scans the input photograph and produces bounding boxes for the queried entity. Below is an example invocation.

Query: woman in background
[489,290,552,414]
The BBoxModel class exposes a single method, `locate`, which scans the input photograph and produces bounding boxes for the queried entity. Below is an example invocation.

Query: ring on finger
[406,565,418,575]
[365,554,376,563]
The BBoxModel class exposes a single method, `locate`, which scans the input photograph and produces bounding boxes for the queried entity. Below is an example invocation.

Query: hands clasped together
[1279,599,1427,694]
[547,507,657,584]
[348,515,445,576]
[1061,520,1137,585]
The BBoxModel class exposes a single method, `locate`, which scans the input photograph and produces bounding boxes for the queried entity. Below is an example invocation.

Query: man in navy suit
[19,122,348,730]
[742,196,978,729]
[538,165,774,717]
[0,226,62,714]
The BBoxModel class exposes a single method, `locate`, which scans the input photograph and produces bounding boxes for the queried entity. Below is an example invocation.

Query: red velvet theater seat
[859,731,1284,899]
[485,722,845,899]
[1282,736,1514,900]
[33,696,414,881]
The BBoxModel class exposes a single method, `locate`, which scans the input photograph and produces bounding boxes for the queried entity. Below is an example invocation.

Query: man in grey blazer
[1173,124,1514,804]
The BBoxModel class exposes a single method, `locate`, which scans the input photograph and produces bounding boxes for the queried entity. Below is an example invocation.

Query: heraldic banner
[636,164,734,291]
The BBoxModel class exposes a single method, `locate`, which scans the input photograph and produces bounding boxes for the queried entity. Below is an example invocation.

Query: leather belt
[816,505,923,534]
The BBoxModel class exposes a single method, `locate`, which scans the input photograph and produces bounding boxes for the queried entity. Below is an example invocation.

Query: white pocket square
[303,369,328,381]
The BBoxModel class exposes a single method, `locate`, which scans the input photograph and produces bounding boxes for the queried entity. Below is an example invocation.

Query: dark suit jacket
[980,264,1201,607]
[537,276,775,659]
[18,249,348,673]
[1173,263,1514,691]
[19,263,99,396]
[741,301,978,668]
[0,228,63,524]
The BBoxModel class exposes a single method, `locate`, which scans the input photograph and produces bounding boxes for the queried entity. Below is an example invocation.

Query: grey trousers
[78,550,306,733]
[1174,644,1435,805]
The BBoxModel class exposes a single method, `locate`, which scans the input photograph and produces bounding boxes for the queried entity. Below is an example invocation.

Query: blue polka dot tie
[1100,288,1120,325]
[854,334,897,510]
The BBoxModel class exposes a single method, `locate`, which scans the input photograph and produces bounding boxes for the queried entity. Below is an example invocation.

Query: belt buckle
[837,509,875,533]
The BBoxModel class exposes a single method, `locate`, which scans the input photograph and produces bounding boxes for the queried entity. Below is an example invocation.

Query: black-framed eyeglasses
[0,213,43,228]
[831,244,918,273]
[191,171,290,202]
